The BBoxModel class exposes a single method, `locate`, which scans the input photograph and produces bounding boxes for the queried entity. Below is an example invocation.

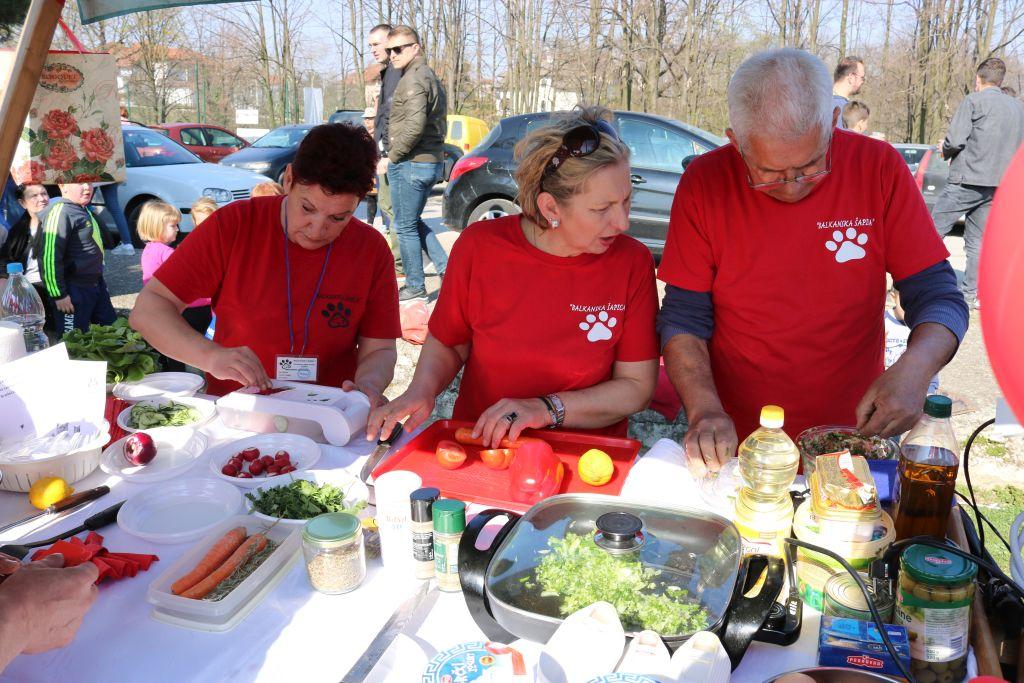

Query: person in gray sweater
[932,57,1024,307]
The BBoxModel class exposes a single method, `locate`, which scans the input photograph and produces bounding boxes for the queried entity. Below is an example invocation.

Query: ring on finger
[503,412,518,425]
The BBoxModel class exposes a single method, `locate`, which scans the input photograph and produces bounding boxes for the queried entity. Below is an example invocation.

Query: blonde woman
[368,106,659,446]
[137,201,212,341]
[190,197,218,228]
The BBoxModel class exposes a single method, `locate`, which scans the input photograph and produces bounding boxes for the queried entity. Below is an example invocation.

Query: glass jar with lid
[302,512,366,594]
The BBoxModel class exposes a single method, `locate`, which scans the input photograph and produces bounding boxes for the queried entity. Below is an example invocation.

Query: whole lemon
[28,477,73,510]
[578,449,614,486]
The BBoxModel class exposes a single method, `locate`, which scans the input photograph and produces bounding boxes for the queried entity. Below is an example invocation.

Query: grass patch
[967,435,1010,460]
[956,484,1023,574]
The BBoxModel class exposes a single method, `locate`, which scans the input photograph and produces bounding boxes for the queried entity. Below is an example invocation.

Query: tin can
[823,573,894,623]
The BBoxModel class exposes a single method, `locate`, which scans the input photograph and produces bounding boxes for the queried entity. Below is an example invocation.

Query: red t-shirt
[156,195,401,395]
[658,130,950,441]
[429,215,659,435]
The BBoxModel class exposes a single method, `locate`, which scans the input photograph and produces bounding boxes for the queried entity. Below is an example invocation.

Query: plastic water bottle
[1,263,49,352]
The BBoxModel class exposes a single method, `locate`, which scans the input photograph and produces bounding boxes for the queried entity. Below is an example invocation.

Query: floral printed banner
[0,50,125,185]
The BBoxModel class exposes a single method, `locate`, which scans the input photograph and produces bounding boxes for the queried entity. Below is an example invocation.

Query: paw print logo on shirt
[321,302,351,329]
[825,228,869,263]
[579,311,617,342]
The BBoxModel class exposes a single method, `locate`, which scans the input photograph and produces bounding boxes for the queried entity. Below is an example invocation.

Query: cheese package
[818,616,911,681]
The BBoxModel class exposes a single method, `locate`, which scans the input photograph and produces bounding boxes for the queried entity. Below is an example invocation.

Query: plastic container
[0,420,110,492]
[666,630,732,682]
[112,371,205,402]
[808,466,882,544]
[376,470,422,573]
[823,573,894,623]
[118,477,243,544]
[893,396,960,541]
[539,601,625,683]
[736,405,800,505]
[792,500,895,610]
[433,498,466,592]
[895,544,977,682]
[733,491,793,557]
[410,487,440,580]
[99,427,208,484]
[796,425,898,477]
[302,512,366,594]
[1,263,48,353]
[206,433,321,488]
[147,515,301,631]
[423,642,535,681]
[616,630,670,676]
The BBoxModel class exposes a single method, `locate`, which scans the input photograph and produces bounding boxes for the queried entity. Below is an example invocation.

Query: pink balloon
[979,147,1024,423]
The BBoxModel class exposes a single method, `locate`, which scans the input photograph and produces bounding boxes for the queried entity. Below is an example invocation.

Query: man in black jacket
[36,183,115,337]
[369,22,404,277]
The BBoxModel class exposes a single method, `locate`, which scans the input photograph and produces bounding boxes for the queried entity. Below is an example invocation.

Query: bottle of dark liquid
[893,395,959,540]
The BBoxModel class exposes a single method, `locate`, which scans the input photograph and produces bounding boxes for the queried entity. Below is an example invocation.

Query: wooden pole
[0,0,62,181]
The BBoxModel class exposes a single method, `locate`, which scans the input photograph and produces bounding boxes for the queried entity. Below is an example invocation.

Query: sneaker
[111,243,135,255]
[398,286,427,302]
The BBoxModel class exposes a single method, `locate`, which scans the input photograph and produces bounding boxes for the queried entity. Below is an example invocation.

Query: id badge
[276,355,319,382]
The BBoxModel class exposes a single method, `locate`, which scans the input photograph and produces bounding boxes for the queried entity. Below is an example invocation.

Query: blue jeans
[931,182,994,302]
[60,278,116,338]
[388,160,447,291]
[100,183,133,246]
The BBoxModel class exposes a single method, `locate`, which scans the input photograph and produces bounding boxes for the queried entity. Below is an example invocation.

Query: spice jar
[410,487,440,581]
[302,512,366,594]
[894,544,977,683]
[433,499,466,592]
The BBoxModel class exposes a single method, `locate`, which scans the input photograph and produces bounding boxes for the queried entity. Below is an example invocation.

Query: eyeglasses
[541,119,620,181]
[744,137,832,191]
[386,43,416,56]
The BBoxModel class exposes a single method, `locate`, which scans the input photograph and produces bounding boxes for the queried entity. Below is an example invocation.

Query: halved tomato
[436,440,468,470]
[480,448,515,470]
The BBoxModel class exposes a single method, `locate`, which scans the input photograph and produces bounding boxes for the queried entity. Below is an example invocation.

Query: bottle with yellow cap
[734,405,800,556]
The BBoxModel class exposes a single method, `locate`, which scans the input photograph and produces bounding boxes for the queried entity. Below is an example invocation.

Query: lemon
[28,477,73,510]
[578,449,614,486]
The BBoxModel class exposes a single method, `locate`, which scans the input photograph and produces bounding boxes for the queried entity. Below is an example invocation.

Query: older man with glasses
[657,48,968,477]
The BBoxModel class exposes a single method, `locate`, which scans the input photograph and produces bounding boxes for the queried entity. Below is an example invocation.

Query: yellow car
[446,115,489,153]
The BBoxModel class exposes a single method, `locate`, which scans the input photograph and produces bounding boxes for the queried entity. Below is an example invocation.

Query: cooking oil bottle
[734,405,800,556]
[893,395,959,541]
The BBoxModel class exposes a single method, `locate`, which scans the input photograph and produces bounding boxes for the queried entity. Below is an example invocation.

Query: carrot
[181,533,268,600]
[171,527,247,595]
[454,427,533,449]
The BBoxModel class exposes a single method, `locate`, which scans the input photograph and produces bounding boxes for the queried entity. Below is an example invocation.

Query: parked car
[328,109,365,126]
[114,123,268,245]
[149,123,249,163]
[441,111,726,251]
[219,124,313,183]
[446,114,490,153]
[893,142,954,215]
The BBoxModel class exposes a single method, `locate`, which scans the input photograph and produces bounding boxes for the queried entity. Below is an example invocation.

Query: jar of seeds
[302,512,365,594]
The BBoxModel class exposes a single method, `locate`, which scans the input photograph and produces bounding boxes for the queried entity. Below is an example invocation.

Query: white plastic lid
[759,405,785,429]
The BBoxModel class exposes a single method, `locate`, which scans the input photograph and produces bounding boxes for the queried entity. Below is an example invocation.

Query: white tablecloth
[0,427,825,682]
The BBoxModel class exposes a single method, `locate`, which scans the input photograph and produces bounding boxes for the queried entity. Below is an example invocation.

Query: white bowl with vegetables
[117,397,217,433]
[244,470,370,526]
[207,434,321,488]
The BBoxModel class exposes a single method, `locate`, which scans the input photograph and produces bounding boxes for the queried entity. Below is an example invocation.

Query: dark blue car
[219,124,314,184]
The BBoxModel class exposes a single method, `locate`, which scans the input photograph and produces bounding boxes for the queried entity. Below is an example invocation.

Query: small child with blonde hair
[251,181,285,197]
[190,197,218,227]
[137,201,212,363]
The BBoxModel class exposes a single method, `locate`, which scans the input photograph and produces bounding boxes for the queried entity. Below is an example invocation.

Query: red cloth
[155,196,401,395]
[658,130,950,441]
[31,532,158,583]
[429,215,659,436]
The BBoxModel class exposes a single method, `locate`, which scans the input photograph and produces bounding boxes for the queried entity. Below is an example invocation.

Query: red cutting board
[371,420,641,512]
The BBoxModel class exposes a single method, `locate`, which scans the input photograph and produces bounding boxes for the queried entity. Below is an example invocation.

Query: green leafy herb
[130,401,201,429]
[800,430,893,460]
[63,318,161,383]
[245,479,367,520]
[528,533,709,635]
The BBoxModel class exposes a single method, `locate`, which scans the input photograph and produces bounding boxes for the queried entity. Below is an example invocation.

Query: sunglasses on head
[541,119,620,181]
[386,43,416,55]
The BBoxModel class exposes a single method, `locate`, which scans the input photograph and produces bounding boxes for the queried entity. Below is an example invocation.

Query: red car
[149,123,250,163]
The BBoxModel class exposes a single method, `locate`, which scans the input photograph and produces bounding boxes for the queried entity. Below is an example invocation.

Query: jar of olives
[894,545,977,683]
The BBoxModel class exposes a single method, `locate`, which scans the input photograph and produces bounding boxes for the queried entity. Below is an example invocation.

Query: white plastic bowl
[117,396,217,433]
[207,434,321,489]
[100,428,208,484]
[113,372,205,402]
[0,420,110,493]
[243,469,370,527]
[118,478,242,544]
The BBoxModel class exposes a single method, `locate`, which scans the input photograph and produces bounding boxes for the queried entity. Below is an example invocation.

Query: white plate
[113,372,205,402]
[117,397,217,433]
[118,478,242,544]
[207,434,321,489]
[243,469,370,527]
[100,428,208,483]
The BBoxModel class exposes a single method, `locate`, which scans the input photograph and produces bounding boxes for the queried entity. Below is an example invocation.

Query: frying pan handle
[458,508,520,643]
[720,554,785,670]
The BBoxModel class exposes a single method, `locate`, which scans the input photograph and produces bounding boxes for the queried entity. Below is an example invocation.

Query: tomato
[436,440,467,470]
[510,439,563,504]
[221,464,239,477]
[480,448,515,470]
[249,461,265,476]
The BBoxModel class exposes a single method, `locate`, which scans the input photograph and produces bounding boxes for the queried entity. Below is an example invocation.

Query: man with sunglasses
[367,23,403,278]
[384,25,448,301]
[658,48,968,477]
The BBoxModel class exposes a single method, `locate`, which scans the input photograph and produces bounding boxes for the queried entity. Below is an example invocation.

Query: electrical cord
[1010,511,1024,590]
[963,418,995,551]
[955,490,1011,553]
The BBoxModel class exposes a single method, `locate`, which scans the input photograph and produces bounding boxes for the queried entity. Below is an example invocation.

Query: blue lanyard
[282,201,333,354]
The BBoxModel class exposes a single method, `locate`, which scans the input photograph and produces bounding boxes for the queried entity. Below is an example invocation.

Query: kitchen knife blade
[0,485,110,536]
[359,422,404,504]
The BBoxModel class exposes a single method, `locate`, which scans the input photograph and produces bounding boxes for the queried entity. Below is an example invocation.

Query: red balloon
[979,146,1024,423]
